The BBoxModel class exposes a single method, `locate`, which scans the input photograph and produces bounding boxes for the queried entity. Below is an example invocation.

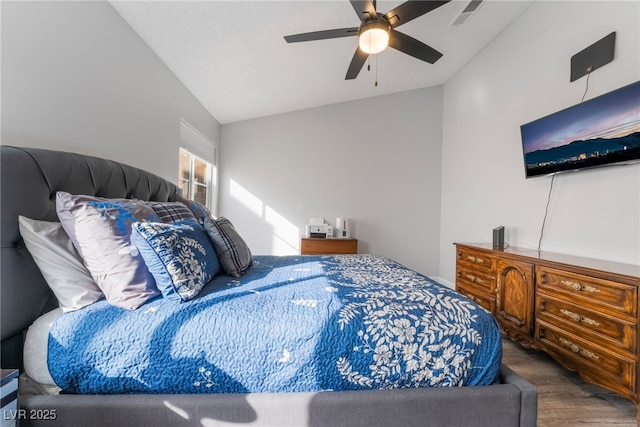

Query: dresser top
[455,243,640,279]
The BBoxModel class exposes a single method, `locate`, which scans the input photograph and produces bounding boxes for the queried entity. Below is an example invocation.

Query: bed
[0,145,537,426]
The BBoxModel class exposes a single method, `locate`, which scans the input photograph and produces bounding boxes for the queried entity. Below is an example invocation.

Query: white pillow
[19,216,103,311]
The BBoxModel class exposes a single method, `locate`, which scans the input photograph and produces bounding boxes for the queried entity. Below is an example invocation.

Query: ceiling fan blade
[384,0,450,28]
[345,48,369,80]
[284,27,358,43]
[388,30,443,64]
[349,0,377,22]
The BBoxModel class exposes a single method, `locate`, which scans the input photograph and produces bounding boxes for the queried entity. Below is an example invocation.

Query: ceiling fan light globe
[358,27,389,54]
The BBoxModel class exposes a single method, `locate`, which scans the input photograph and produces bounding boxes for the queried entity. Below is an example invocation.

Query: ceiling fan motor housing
[359,17,391,35]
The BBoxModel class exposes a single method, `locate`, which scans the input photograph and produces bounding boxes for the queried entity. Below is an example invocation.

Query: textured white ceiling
[110,0,533,124]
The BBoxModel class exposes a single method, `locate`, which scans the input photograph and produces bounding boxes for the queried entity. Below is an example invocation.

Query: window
[179,148,213,209]
[179,120,218,213]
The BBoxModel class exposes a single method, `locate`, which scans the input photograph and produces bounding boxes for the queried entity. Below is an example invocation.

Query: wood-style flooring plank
[501,338,637,426]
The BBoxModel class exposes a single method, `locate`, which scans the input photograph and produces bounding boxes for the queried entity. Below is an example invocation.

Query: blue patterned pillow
[131,219,220,302]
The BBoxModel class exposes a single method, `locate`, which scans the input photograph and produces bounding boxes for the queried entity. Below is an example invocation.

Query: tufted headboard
[0,146,179,369]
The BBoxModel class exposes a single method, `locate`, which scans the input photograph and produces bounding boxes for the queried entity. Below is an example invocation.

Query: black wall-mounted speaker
[493,226,505,249]
[570,32,616,82]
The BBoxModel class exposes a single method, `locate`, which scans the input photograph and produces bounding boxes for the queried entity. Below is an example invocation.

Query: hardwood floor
[501,338,637,426]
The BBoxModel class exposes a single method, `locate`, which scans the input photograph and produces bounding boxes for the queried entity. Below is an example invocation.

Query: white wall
[440,1,640,283]
[1,1,220,183]
[220,87,443,276]
[4,1,637,284]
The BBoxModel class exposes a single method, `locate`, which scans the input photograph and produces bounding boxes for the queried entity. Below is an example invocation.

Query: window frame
[179,148,214,210]
[178,120,218,215]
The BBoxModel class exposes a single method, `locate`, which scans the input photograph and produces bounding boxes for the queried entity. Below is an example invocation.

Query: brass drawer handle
[559,337,599,360]
[467,294,484,305]
[560,309,581,322]
[467,256,485,264]
[560,309,600,327]
[561,280,600,293]
[560,337,580,353]
[465,274,483,284]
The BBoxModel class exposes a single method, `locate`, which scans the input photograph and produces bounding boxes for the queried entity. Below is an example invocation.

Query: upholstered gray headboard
[0,146,179,369]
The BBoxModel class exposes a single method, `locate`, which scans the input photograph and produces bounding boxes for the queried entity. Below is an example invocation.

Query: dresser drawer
[537,267,637,317]
[536,321,635,393]
[456,284,496,313]
[456,267,496,292]
[536,293,636,354]
[456,248,495,273]
[301,238,357,255]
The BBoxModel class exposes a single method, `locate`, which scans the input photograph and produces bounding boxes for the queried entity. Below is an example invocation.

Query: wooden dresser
[300,237,358,255]
[454,243,640,415]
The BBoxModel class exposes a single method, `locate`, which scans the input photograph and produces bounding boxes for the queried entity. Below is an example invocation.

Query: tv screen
[520,80,640,178]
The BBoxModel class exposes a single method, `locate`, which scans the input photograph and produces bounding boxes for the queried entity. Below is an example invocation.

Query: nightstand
[1,369,18,427]
[301,237,358,255]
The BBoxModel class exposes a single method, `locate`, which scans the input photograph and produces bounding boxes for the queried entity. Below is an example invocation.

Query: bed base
[1,146,537,427]
[19,365,535,427]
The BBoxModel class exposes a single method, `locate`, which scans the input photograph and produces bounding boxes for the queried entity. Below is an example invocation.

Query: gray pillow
[147,201,196,223]
[171,194,211,224]
[204,216,252,278]
[18,216,103,311]
[56,192,161,310]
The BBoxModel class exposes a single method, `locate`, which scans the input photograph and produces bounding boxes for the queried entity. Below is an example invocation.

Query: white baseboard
[431,276,455,289]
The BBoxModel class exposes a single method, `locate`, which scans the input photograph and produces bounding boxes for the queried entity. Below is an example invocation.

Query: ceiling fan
[284,0,451,80]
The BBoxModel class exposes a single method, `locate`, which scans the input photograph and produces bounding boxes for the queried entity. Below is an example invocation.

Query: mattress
[23,308,61,388]
[31,255,502,394]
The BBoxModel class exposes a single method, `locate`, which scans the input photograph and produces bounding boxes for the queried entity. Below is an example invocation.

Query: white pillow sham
[19,216,103,312]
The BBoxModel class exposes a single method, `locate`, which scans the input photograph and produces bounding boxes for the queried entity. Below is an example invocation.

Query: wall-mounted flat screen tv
[520,80,640,178]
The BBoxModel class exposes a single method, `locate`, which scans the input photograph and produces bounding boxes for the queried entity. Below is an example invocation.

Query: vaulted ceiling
[110,1,533,124]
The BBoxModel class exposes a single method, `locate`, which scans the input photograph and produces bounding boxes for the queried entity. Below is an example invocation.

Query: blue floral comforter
[48,255,502,394]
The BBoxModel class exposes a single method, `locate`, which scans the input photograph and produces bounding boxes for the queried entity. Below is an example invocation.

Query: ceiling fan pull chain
[375,55,378,87]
